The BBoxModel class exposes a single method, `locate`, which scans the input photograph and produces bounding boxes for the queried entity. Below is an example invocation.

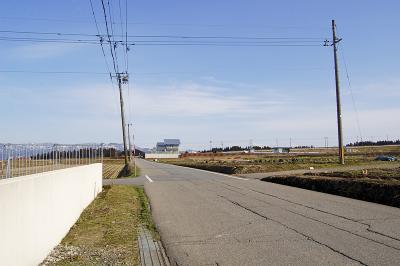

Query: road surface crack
[206,179,248,195]
[250,189,370,225]
[366,228,400,242]
[249,189,400,243]
[284,208,400,251]
[217,195,368,266]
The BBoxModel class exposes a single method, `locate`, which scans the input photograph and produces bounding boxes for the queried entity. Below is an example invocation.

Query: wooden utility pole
[117,73,129,171]
[133,130,137,177]
[332,20,345,164]
[127,123,132,162]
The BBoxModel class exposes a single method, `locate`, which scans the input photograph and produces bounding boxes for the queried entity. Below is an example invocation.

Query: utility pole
[133,130,136,177]
[324,137,329,148]
[116,73,129,172]
[331,20,345,164]
[127,123,132,162]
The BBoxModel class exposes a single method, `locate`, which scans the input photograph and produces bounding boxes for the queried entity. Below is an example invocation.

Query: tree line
[347,140,400,147]
[201,145,272,153]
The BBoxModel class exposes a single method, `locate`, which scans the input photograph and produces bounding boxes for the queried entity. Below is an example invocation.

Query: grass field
[41,185,154,265]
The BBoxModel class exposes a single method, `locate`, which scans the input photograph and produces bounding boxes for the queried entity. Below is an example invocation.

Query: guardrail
[0,144,104,179]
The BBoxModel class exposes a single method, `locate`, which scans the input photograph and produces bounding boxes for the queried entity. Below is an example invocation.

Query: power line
[97,0,129,169]
[0,70,108,74]
[100,0,118,73]
[127,39,322,43]
[0,67,329,75]
[125,0,129,72]
[127,35,325,40]
[0,66,330,76]
[87,0,121,124]
[0,29,327,48]
[0,36,324,47]
[117,0,128,72]
[128,40,322,44]
[131,43,322,47]
[107,0,120,74]
[0,36,99,44]
[88,0,113,78]
[0,16,329,30]
[0,36,323,44]
[0,30,97,37]
[0,30,327,40]
[337,43,363,142]
[122,0,132,125]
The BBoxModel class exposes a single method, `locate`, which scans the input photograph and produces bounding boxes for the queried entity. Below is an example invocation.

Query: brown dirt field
[102,159,140,179]
[262,167,400,207]
[161,145,400,175]
[102,159,125,179]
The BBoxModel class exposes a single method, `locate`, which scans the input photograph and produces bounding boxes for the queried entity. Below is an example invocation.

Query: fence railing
[0,144,105,179]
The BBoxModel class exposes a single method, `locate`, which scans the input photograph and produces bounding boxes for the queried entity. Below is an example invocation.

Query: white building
[145,139,181,159]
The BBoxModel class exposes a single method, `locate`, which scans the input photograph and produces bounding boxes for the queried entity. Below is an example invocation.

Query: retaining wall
[0,163,102,266]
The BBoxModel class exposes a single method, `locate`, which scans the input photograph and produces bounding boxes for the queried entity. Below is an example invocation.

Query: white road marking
[147,160,249,181]
[183,166,249,180]
[145,175,154,183]
[227,175,249,181]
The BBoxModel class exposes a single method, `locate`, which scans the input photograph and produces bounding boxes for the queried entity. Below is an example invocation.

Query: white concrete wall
[145,153,180,159]
[0,163,102,266]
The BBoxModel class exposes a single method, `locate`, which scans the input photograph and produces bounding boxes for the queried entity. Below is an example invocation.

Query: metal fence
[0,144,104,179]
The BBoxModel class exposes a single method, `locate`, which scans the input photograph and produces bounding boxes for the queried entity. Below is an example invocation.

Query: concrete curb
[138,226,170,266]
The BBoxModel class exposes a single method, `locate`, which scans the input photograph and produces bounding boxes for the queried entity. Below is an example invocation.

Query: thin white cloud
[2,79,399,147]
[131,82,289,117]
[363,79,400,97]
[11,42,79,59]
[344,79,400,97]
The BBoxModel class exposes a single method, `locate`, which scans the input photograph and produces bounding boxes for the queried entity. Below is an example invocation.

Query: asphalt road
[137,159,400,266]
[103,176,146,186]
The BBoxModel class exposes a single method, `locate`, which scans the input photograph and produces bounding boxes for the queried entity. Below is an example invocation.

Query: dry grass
[262,167,400,207]
[161,155,391,175]
[161,145,400,175]
[42,185,141,265]
[307,167,400,183]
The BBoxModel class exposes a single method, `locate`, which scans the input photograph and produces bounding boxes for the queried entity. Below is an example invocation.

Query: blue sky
[0,0,399,149]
